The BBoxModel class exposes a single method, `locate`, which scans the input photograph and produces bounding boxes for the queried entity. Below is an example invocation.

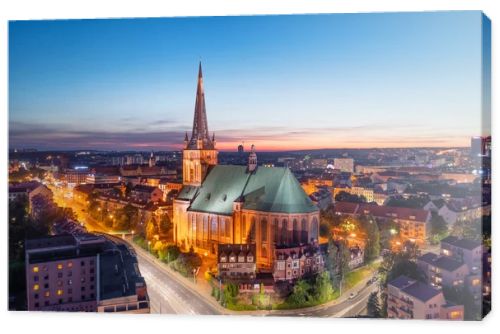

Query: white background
[0,1,498,333]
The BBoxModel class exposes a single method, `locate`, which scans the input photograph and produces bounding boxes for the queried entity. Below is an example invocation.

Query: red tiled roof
[333,202,359,215]
[334,201,430,222]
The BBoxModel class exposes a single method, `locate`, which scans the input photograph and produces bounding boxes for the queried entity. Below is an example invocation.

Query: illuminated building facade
[173,64,320,269]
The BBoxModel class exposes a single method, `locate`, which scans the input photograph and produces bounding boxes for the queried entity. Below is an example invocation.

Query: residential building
[417,253,469,289]
[387,275,464,320]
[440,236,482,274]
[333,158,354,173]
[437,198,485,226]
[60,168,89,185]
[85,173,121,184]
[217,243,256,281]
[130,184,164,203]
[348,245,364,270]
[25,234,150,313]
[334,202,431,246]
[273,244,325,282]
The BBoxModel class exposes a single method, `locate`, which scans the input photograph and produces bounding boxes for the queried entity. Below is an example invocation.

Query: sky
[9,11,490,151]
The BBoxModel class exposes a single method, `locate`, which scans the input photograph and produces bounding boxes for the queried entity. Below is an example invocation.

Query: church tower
[182,62,218,186]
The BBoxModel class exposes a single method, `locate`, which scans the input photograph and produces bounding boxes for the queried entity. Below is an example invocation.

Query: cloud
[9,120,470,151]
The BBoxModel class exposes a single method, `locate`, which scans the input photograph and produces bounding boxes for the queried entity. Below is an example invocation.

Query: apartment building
[388,275,464,320]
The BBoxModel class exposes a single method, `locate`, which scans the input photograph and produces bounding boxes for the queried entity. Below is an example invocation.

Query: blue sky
[9,11,489,151]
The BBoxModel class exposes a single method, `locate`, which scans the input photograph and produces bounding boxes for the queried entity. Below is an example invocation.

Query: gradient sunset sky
[9,11,490,151]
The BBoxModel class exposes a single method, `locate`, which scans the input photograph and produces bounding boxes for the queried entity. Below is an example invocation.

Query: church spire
[188,61,213,149]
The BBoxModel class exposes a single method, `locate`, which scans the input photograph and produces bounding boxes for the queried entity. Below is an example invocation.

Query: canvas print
[8,11,491,320]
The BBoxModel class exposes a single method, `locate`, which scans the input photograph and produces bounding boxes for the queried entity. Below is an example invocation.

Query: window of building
[301,219,308,244]
[57,289,63,296]
[33,284,40,291]
[44,291,50,298]
[57,263,63,270]
[225,219,230,238]
[281,219,288,244]
[242,215,247,241]
[44,283,49,289]
[34,302,39,308]
[44,301,49,306]
[34,276,39,282]
[210,217,218,240]
[250,217,256,243]
[261,219,268,242]
[32,266,39,273]
[67,261,73,268]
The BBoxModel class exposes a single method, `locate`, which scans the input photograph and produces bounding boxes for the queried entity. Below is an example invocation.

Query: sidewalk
[126,237,229,315]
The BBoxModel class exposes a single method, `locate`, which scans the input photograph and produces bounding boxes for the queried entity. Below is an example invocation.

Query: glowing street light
[390,228,397,235]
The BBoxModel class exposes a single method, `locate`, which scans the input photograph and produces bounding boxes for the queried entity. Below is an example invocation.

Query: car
[348,292,357,300]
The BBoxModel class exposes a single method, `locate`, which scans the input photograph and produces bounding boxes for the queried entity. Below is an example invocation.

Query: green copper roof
[184,165,318,215]
[177,185,199,200]
[242,167,318,213]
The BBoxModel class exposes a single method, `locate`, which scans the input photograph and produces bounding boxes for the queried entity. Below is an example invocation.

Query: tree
[379,251,425,287]
[319,222,330,238]
[325,236,350,293]
[335,191,366,203]
[325,236,339,288]
[314,271,334,303]
[360,216,380,263]
[429,213,448,244]
[145,218,159,240]
[287,279,311,305]
[367,291,382,318]
[159,214,172,235]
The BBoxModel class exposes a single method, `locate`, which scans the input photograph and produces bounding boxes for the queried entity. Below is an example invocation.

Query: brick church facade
[173,63,320,270]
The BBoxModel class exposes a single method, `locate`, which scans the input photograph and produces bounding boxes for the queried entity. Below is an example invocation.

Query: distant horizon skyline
[9,12,491,151]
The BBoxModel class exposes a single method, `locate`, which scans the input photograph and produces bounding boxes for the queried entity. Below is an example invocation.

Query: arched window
[261,245,267,258]
[293,219,299,245]
[261,218,268,242]
[225,219,230,239]
[273,218,279,244]
[203,216,209,241]
[311,217,319,242]
[250,217,256,243]
[281,219,288,244]
[242,215,247,242]
[301,218,308,244]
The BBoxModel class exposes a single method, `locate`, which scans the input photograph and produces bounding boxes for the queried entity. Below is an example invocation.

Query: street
[131,242,221,315]
[49,182,376,317]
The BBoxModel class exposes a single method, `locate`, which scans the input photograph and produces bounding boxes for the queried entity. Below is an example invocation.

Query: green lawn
[344,263,378,290]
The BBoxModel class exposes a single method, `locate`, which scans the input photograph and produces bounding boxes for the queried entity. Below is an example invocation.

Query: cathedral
[173,63,320,269]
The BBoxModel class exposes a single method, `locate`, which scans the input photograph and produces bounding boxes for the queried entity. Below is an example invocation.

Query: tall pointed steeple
[182,62,218,186]
[188,62,214,149]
